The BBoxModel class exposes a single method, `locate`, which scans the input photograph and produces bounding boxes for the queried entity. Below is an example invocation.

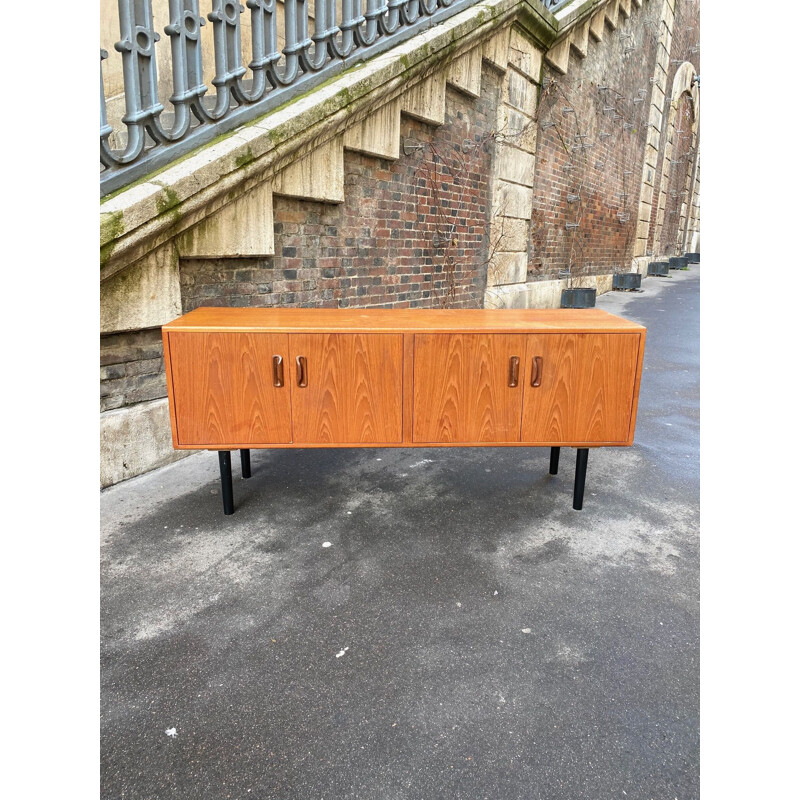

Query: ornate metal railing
[100,0,571,195]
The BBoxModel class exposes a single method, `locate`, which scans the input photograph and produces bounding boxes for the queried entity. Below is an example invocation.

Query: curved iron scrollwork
[100,0,571,193]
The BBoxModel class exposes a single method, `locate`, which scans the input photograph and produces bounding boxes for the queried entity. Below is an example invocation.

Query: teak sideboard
[162,308,646,515]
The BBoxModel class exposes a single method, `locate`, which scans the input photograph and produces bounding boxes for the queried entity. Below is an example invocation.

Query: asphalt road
[101,266,700,799]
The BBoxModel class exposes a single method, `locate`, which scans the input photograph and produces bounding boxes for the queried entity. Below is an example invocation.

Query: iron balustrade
[100,0,570,194]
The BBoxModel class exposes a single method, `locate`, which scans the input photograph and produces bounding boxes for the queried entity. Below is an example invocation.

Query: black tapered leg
[549,446,560,475]
[573,448,589,511]
[218,451,234,515]
[240,449,251,479]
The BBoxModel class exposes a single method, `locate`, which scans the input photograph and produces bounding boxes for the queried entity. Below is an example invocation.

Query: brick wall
[180,76,499,315]
[530,0,665,280]
[671,0,701,78]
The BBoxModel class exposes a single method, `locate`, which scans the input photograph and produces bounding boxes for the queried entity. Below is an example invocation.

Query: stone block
[498,104,537,153]
[505,70,538,116]
[494,180,533,220]
[507,29,543,80]
[605,0,619,30]
[545,37,570,75]
[447,47,482,98]
[648,103,663,131]
[401,73,446,125]
[488,252,528,287]
[596,274,613,295]
[100,242,181,334]
[343,100,401,160]
[177,180,274,258]
[570,19,590,58]
[273,137,344,204]
[490,216,530,253]
[100,398,189,487]
[496,143,536,187]
[589,9,605,42]
[482,27,511,72]
[646,120,662,145]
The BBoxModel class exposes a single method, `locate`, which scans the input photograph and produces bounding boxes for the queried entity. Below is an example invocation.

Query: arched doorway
[649,62,700,258]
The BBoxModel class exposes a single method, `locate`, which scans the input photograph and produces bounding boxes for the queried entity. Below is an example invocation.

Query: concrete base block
[100,398,188,488]
[631,256,652,276]
[483,274,615,309]
[595,274,613,294]
[488,252,528,286]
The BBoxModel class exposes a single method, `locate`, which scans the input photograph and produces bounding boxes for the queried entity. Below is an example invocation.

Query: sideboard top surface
[164,307,646,334]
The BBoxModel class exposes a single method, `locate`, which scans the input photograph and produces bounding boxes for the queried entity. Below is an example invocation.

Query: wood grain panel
[413,334,526,443]
[168,332,292,446]
[402,334,415,444]
[521,334,641,444]
[289,334,403,443]
[164,307,647,335]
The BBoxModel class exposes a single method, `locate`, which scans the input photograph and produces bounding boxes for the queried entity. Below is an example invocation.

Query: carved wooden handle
[531,356,543,387]
[272,355,284,387]
[508,356,520,388]
[296,355,307,387]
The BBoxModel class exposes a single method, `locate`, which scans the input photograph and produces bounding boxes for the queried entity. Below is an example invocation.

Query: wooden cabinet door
[413,334,526,443]
[289,334,403,443]
[167,332,292,446]
[521,334,641,444]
